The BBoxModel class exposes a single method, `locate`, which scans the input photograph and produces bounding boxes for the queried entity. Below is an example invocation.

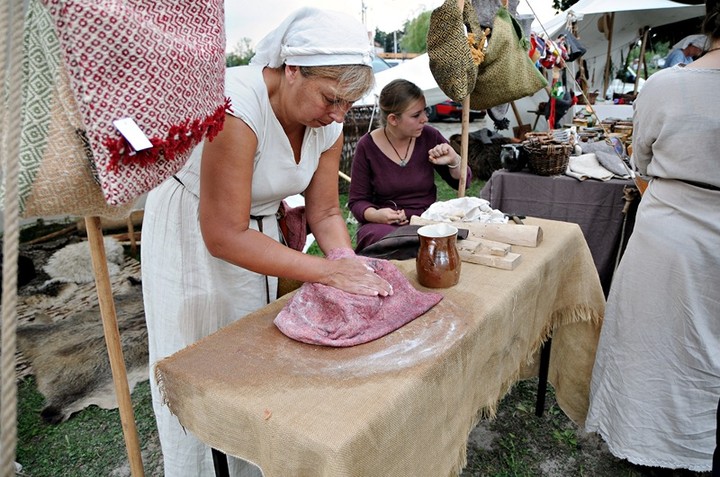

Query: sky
[224,0,559,52]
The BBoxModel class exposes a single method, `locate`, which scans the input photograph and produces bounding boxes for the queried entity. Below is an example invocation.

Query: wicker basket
[340,106,380,193]
[522,132,573,176]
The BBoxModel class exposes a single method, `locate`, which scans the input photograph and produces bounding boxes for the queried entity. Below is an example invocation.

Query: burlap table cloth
[155,217,604,477]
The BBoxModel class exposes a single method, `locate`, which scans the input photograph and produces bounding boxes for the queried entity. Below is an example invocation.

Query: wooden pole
[126,212,138,257]
[571,22,589,99]
[456,0,470,198]
[602,12,615,97]
[84,216,145,477]
[458,96,470,197]
[634,27,649,95]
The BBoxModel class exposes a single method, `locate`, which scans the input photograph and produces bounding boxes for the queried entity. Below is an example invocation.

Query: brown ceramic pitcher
[416,223,461,288]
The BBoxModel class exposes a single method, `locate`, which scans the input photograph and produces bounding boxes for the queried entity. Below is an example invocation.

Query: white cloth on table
[142,65,341,477]
[585,65,720,472]
[420,197,507,223]
[564,153,614,182]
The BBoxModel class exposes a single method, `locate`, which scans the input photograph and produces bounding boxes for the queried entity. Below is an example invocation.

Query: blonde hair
[299,65,374,103]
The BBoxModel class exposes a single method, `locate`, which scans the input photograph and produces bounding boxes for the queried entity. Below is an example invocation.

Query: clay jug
[416,223,461,288]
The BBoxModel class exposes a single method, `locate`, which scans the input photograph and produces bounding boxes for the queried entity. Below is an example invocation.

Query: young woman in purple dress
[348,79,471,252]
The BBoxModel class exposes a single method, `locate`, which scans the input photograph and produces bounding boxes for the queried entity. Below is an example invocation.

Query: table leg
[535,337,553,417]
[212,448,230,477]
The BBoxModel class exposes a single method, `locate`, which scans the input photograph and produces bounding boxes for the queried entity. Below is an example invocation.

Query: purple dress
[348,125,471,252]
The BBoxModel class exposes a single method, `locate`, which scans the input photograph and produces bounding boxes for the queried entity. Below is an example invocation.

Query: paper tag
[112,117,153,151]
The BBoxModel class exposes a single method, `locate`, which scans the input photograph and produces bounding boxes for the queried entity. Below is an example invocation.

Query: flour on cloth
[274,248,443,347]
[565,153,614,181]
[420,197,507,223]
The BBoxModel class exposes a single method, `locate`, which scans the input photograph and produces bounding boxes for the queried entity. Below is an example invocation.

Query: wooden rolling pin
[410,216,543,247]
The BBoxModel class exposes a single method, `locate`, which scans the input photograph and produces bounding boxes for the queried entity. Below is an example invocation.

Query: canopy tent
[536,0,704,95]
[356,53,449,108]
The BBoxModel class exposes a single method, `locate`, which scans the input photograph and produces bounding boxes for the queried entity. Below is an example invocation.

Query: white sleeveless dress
[141,65,341,476]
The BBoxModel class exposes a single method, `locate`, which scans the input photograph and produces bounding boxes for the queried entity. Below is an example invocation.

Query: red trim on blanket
[104,98,232,172]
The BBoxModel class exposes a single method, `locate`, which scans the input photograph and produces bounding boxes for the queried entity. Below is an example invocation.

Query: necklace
[383,127,413,167]
[705,46,720,54]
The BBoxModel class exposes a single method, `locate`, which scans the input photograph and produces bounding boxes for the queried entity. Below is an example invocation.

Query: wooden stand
[85,216,145,477]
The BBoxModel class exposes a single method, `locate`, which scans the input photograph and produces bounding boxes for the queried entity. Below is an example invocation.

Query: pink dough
[274,248,443,347]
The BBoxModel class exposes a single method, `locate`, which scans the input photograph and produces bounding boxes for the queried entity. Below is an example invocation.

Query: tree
[374,28,387,51]
[400,11,431,53]
[225,38,254,67]
[552,0,579,11]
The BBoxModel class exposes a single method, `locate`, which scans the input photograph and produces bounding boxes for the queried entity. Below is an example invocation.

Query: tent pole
[634,27,649,95]
[84,216,145,477]
[602,12,615,97]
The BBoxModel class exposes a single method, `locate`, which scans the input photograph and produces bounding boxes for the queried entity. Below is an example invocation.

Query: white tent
[536,0,704,94]
[356,53,449,108]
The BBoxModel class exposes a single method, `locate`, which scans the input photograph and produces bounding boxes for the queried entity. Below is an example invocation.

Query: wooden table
[480,170,639,296]
[155,218,605,477]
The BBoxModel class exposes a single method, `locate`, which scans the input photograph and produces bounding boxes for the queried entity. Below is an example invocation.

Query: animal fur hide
[16,258,147,424]
[43,237,125,284]
[449,129,514,180]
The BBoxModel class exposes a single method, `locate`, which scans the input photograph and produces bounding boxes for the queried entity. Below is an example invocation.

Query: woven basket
[522,132,573,176]
[340,105,380,193]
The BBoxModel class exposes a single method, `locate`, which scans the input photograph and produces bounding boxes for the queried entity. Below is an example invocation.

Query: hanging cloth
[40,0,228,208]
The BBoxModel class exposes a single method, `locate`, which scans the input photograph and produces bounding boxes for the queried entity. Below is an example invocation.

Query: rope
[1,1,26,475]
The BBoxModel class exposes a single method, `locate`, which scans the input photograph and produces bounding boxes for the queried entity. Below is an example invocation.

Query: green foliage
[225,38,254,67]
[552,428,579,449]
[552,0,579,11]
[374,28,386,49]
[654,41,671,59]
[374,25,406,54]
[498,434,534,477]
[400,11,431,53]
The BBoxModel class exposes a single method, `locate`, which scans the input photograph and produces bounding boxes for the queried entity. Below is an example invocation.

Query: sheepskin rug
[43,237,125,284]
[15,253,148,424]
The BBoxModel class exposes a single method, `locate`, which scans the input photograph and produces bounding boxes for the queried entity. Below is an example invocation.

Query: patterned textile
[0,0,133,218]
[42,0,227,207]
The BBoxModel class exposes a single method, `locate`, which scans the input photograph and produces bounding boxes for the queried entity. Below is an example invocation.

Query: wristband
[447,158,461,169]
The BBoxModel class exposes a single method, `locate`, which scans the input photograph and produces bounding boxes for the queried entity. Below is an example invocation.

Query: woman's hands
[322,257,394,296]
[321,249,393,296]
[364,207,408,225]
[428,143,460,168]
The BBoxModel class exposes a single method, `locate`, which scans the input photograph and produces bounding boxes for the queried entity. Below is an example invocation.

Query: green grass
[16,377,162,477]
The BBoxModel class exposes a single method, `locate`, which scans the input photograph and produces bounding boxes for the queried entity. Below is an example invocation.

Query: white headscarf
[673,34,709,51]
[250,7,373,68]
